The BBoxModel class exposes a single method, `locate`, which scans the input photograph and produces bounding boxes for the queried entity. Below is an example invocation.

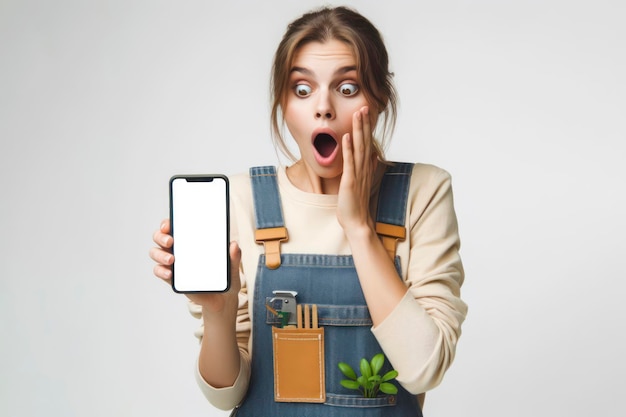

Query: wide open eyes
[293,82,359,98]
[338,83,359,97]
[294,84,312,97]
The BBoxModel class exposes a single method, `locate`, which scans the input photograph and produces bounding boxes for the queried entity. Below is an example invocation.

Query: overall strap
[375,161,426,408]
[375,162,414,260]
[250,166,289,269]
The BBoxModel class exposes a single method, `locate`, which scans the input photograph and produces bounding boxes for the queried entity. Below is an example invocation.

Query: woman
[150,6,467,416]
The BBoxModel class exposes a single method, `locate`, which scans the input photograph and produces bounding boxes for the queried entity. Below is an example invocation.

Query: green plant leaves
[360,358,372,380]
[370,353,384,376]
[338,362,357,381]
[336,353,398,398]
[340,379,361,390]
[382,369,398,382]
[379,382,398,395]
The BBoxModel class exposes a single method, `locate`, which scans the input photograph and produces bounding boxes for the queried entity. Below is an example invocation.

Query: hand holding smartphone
[169,175,230,293]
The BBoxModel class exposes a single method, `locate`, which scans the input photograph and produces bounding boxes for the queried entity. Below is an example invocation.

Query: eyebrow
[290,65,357,76]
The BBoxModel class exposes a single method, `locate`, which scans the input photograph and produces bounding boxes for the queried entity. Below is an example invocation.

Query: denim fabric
[235,164,421,417]
[250,166,285,229]
[375,162,412,227]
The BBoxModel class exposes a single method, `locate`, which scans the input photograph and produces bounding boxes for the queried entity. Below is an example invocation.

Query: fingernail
[161,235,170,246]
[363,106,369,115]
[164,254,173,264]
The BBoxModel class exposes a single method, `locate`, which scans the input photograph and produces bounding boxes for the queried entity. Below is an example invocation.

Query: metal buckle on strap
[255,227,289,269]
[375,222,406,260]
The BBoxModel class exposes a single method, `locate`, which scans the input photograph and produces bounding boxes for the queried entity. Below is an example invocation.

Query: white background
[1,0,624,416]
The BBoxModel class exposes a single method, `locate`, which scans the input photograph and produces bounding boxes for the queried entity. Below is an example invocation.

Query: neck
[286,161,341,195]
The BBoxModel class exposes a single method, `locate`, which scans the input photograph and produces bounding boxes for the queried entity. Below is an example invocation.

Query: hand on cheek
[337,106,376,234]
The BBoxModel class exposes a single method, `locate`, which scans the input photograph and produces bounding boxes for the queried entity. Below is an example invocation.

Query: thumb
[229,241,242,291]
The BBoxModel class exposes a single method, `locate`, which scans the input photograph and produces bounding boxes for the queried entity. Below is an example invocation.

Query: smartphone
[169,175,230,293]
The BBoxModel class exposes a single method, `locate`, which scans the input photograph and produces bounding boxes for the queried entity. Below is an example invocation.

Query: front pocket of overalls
[324,393,398,408]
[272,326,325,403]
[268,304,398,409]
[319,305,398,408]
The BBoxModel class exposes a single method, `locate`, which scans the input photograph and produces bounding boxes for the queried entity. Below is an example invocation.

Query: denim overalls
[234,163,422,417]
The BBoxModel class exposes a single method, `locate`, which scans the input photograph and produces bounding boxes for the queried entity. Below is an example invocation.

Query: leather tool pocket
[271,304,325,403]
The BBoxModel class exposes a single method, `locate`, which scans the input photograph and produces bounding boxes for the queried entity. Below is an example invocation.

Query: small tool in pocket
[268,290,298,327]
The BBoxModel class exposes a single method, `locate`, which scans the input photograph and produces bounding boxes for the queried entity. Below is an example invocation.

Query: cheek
[342,94,370,114]
[283,104,301,128]
[283,108,309,143]
[284,97,309,117]
[338,100,370,126]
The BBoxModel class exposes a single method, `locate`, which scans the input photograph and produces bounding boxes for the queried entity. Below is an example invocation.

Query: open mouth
[313,133,338,158]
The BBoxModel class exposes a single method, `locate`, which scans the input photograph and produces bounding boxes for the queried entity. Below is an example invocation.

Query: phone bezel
[168,174,230,293]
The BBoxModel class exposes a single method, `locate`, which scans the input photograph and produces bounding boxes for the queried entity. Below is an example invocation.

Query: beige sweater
[190,163,468,411]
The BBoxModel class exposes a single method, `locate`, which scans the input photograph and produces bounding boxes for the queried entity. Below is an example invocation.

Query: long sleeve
[371,164,467,394]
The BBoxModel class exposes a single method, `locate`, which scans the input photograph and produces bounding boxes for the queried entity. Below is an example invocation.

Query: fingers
[150,218,174,283]
[153,263,172,282]
[342,132,354,182]
[149,244,174,283]
[149,246,173,265]
[360,106,371,159]
[350,106,372,174]
[153,219,173,249]
[160,218,171,234]
[351,108,365,171]
[343,106,370,179]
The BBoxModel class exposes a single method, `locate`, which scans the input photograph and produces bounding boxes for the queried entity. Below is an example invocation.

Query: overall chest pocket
[272,326,325,403]
[266,302,398,409]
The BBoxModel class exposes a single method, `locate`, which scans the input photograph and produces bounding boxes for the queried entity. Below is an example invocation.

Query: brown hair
[270,6,398,161]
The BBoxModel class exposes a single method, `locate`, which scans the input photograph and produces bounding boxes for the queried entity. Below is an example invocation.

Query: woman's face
[283,39,374,189]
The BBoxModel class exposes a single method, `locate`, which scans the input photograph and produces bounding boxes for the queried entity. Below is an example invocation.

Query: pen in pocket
[296,304,318,329]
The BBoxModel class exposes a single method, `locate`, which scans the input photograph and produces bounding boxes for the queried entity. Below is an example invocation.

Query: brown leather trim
[376,222,406,261]
[255,227,289,269]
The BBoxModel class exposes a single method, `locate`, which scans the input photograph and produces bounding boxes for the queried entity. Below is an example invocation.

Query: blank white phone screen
[171,177,229,292]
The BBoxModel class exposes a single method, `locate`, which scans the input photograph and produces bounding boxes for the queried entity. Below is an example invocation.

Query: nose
[315,90,335,120]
